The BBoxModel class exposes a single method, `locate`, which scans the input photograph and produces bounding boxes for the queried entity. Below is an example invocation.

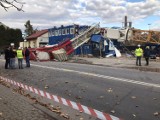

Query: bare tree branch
[0,0,25,11]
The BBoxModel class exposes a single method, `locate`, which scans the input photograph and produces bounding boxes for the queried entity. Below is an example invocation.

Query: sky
[0,0,160,31]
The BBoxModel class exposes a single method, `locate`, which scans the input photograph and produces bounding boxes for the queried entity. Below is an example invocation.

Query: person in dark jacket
[24,47,30,67]
[4,46,10,69]
[10,47,16,69]
[144,46,150,66]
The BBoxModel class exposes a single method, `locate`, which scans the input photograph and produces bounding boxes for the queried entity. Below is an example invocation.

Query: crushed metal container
[52,48,68,61]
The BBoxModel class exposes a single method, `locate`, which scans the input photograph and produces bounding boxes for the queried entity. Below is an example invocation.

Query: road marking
[0,58,159,88]
[32,64,160,88]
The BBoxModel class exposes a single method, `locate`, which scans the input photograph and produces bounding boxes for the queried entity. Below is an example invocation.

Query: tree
[24,20,35,37]
[0,25,23,49]
[24,20,38,37]
[0,0,25,11]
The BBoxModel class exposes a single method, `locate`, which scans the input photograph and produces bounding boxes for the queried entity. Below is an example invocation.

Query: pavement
[69,56,160,73]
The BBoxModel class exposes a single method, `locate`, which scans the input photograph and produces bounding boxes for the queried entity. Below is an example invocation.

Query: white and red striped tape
[0,76,122,120]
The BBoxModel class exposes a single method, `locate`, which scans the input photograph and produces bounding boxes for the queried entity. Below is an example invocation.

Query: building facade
[48,25,89,45]
[25,30,48,48]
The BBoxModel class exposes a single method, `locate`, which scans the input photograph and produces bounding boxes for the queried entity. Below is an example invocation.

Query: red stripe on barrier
[77,103,84,112]
[88,108,97,118]
[43,91,47,98]
[49,93,54,100]
[66,99,73,108]
[37,89,41,96]
[57,96,63,104]
[32,86,36,93]
[20,83,23,88]
[27,86,30,91]
[103,113,112,120]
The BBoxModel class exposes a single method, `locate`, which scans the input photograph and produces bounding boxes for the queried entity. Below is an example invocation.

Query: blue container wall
[48,25,89,45]
[74,44,92,55]
[48,25,74,45]
[49,34,74,45]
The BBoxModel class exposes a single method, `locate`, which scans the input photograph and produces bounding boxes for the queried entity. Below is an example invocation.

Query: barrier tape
[0,76,122,120]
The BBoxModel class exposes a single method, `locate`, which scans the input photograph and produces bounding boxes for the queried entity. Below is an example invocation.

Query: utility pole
[148,24,151,30]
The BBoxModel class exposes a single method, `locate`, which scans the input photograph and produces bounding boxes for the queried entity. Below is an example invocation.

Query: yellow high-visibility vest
[135,48,143,57]
[16,50,23,58]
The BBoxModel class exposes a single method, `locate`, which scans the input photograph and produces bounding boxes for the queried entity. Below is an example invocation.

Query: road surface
[0,60,160,120]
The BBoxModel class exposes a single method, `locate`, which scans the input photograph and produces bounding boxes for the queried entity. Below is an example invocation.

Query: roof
[90,34,104,43]
[26,29,48,40]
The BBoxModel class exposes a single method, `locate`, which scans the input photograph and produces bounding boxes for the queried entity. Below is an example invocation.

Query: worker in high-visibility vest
[135,44,143,66]
[16,47,24,69]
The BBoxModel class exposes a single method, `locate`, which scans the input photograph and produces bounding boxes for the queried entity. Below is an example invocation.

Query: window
[55,30,58,36]
[62,29,65,35]
[66,28,70,34]
[52,30,54,36]
[70,28,74,34]
[58,29,61,35]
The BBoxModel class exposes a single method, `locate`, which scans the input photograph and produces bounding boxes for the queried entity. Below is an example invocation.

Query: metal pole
[99,41,102,58]
[148,24,151,30]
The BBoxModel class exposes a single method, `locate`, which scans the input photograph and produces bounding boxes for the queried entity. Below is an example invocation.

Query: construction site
[18,16,160,63]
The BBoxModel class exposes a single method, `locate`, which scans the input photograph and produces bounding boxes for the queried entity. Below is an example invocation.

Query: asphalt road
[0,60,160,120]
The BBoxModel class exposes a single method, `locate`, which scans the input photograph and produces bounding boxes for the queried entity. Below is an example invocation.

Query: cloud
[0,0,160,31]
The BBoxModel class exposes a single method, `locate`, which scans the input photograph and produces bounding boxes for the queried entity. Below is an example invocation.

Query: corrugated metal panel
[74,44,92,55]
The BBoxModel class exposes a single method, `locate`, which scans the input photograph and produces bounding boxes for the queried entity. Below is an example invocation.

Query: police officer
[16,47,24,69]
[135,44,143,66]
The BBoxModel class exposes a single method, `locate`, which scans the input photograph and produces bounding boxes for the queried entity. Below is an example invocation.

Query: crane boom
[104,28,160,44]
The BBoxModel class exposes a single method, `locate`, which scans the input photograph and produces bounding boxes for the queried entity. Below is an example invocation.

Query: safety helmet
[137,44,141,47]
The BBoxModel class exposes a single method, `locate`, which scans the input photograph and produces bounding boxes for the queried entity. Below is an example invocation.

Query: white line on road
[32,64,160,88]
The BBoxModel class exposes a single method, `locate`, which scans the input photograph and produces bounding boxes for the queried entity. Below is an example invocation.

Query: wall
[36,33,49,47]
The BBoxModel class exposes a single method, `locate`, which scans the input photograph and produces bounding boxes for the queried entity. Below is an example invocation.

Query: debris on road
[0,79,10,88]
[0,80,71,120]
[65,81,69,84]
[131,96,136,99]
[153,112,159,116]
[107,88,113,93]
[98,96,104,99]
[75,96,82,100]
[153,98,157,100]
[60,113,70,119]
[110,110,115,114]
[132,114,136,117]
[80,117,84,120]
[44,85,49,89]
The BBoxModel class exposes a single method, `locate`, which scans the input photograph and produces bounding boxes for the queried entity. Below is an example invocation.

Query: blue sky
[0,0,160,31]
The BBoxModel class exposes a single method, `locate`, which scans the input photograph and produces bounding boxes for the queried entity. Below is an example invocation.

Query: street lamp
[24,40,27,48]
